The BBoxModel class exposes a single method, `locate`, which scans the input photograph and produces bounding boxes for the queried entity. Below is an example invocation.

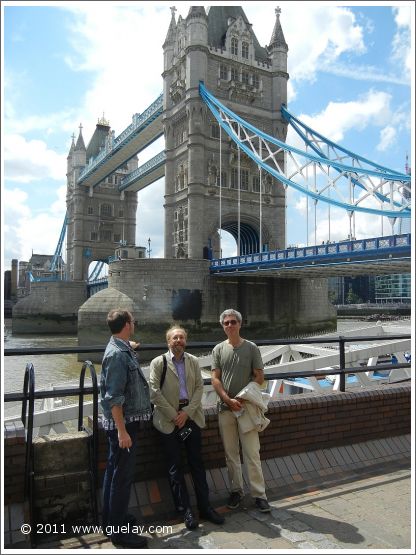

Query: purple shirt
[169,351,189,400]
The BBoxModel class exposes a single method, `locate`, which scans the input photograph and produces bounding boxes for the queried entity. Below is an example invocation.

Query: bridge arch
[208,215,271,258]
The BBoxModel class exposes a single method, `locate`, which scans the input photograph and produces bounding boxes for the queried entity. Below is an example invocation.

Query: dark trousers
[159,420,209,513]
[102,421,139,529]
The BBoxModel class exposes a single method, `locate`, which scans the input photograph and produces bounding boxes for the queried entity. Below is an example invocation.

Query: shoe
[255,497,271,513]
[111,532,148,548]
[184,508,199,530]
[199,507,225,525]
[227,491,243,509]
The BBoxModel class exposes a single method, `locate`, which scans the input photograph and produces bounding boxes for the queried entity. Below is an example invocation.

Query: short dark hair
[107,309,133,334]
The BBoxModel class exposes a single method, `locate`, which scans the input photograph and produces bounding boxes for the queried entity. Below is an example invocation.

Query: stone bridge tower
[163,5,288,259]
[66,119,138,280]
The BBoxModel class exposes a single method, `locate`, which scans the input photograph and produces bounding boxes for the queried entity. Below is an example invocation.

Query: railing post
[339,336,346,392]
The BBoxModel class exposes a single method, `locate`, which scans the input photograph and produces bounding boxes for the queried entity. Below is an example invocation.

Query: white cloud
[3,187,65,267]
[4,134,67,183]
[391,6,412,80]
[377,126,396,152]
[298,90,392,143]
[308,207,388,246]
[294,197,307,215]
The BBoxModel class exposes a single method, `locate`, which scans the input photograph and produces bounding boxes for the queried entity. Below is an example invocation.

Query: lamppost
[147,237,152,258]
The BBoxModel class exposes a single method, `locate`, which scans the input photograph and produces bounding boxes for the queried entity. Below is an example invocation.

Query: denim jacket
[100,336,151,421]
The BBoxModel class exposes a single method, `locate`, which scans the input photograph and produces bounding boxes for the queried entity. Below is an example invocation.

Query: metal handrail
[4,333,411,357]
[78,361,99,524]
[21,363,35,545]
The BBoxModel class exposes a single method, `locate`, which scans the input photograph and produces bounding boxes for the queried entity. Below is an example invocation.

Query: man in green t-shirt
[211,309,271,513]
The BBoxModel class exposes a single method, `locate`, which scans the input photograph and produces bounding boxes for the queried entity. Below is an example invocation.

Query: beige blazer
[149,351,205,434]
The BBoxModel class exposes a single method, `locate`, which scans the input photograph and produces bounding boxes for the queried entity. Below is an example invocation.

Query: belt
[178,399,189,408]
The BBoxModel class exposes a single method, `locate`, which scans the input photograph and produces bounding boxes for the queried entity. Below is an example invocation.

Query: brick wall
[4,383,410,504]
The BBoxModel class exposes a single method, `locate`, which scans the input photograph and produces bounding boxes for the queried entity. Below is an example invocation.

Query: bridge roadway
[210,233,411,278]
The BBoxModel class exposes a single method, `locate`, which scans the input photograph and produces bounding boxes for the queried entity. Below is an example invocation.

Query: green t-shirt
[211,339,263,411]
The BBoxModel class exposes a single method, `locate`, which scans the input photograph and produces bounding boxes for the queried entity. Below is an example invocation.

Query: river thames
[3,317,410,419]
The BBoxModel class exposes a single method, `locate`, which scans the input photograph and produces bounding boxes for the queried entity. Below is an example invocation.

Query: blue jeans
[102,421,139,529]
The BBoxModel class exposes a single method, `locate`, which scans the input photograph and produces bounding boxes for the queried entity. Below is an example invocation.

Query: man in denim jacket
[100,309,151,548]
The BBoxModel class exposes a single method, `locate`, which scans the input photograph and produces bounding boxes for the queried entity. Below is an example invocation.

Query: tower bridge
[13,5,411,340]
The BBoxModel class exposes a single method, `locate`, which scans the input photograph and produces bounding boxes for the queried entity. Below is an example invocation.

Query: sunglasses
[223,319,238,326]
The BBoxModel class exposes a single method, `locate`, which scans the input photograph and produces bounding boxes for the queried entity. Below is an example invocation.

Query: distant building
[328,276,376,304]
[375,274,411,304]
[16,254,66,296]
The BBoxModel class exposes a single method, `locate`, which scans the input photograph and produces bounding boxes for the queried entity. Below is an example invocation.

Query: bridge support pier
[12,281,87,334]
[78,259,336,360]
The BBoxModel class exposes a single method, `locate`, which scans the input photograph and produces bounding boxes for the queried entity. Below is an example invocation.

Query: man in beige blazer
[150,326,224,530]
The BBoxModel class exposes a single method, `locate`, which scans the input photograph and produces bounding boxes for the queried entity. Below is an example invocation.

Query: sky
[2,1,414,272]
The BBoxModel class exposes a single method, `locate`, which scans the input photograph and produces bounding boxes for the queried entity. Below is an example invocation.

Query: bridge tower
[66,119,138,280]
[163,5,288,259]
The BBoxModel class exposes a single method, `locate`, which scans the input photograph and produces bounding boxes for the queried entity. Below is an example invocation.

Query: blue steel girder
[281,105,410,210]
[88,260,106,281]
[119,151,166,192]
[199,83,410,220]
[77,94,163,189]
[50,213,68,272]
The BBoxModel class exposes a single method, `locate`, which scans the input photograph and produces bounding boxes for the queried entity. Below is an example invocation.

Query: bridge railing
[211,233,411,270]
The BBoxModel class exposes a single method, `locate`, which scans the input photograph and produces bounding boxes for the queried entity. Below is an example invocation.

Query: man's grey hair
[219,309,242,325]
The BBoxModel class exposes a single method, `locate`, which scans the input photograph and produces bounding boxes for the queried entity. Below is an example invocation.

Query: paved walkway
[34,458,412,552]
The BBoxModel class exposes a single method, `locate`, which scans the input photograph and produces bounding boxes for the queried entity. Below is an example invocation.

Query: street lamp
[147,237,152,258]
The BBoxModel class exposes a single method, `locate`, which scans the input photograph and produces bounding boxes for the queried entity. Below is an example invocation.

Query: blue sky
[2,1,413,271]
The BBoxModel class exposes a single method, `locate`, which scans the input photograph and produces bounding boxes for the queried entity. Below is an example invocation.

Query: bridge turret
[67,133,75,175]
[73,124,86,168]
[268,6,288,73]
[186,6,208,89]
[268,7,289,138]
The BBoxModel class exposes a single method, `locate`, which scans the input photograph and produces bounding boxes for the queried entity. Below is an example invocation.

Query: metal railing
[4,334,411,400]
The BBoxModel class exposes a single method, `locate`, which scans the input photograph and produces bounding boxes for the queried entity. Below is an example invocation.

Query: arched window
[231,37,238,56]
[242,41,249,59]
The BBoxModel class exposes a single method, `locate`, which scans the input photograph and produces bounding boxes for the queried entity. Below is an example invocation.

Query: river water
[3,318,410,418]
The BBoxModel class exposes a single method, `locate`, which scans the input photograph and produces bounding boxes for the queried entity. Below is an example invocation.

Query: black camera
[177,426,192,442]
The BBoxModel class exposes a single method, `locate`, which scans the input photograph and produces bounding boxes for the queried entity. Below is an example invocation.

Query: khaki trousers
[218,409,266,499]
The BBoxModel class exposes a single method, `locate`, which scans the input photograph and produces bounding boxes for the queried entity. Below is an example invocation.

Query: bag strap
[160,355,167,390]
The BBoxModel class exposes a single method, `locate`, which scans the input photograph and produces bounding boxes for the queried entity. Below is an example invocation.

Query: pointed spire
[269,6,287,50]
[75,123,86,151]
[163,6,177,46]
[68,133,75,157]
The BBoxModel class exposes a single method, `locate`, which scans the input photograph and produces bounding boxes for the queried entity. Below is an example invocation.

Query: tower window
[220,64,228,80]
[101,203,112,217]
[231,168,238,189]
[118,208,124,217]
[87,206,93,215]
[231,37,238,56]
[101,230,112,242]
[211,124,220,139]
[90,231,98,241]
[242,71,249,85]
[252,175,260,192]
[242,42,249,59]
[230,67,238,81]
[241,169,249,190]
[253,74,259,89]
